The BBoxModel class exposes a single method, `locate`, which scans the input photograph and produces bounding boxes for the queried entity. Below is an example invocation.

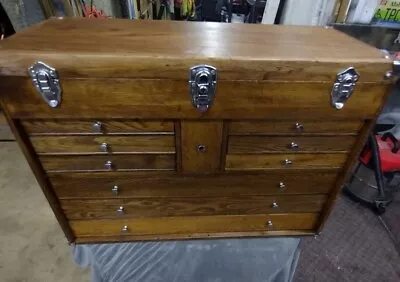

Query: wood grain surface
[70,213,320,236]
[49,170,338,199]
[229,120,363,135]
[61,195,327,219]
[0,19,391,82]
[30,135,175,154]
[40,154,176,172]
[181,121,223,172]
[22,119,174,135]
[0,110,14,140]
[228,135,356,153]
[1,77,389,119]
[226,153,348,170]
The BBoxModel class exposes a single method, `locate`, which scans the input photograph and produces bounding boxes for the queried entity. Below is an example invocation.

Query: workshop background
[0,0,399,281]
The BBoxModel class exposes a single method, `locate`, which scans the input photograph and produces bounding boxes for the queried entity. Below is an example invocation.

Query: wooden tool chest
[0,18,394,243]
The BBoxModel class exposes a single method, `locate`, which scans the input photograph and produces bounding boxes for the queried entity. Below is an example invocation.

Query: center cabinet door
[180,121,224,172]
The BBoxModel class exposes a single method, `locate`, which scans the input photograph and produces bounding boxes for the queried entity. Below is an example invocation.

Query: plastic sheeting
[72,238,301,282]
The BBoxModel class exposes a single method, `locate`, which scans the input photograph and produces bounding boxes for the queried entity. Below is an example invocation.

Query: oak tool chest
[0,18,395,244]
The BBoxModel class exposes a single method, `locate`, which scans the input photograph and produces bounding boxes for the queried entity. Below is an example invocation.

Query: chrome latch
[189,65,217,113]
[28,61,62,108]
[331,67,359,110]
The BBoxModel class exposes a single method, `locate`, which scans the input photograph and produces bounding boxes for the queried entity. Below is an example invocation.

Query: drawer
[226,153,348,170]
[40,154,175,172]
[22,119,174,135]
[49,170,339,198]
[61,195,327,219]
[229,120,363,135]
[30,135,175,154]
[70,213,320,237]
[228,136,356,153]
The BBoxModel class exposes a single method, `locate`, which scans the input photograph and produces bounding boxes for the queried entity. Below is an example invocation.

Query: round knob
[266,221,273,228]
[100,142,110,152]
[278,182,286,191]
[121,225,128,233]
[289,142,298,150]
[295,122,304,132]
[197,144,207,153]
[117,206,124,215]
[104,160,113,170]
[283,159,292,167]
[93,121,103,133]
[111,185,119,195]
[272,202,279,209]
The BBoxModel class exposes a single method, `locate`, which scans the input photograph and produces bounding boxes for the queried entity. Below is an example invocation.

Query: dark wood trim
[174,120,182,172]
[219,120,230,171]
[0,104,75,243]
[316,120,374,233]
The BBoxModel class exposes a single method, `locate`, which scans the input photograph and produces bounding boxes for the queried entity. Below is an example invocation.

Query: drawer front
[61,195,327,219]
[22,120,174,134]
[40,154,175,172]
[70,213,319,237]
[228,136,356,154]
[226,153,348,170]
[49,170,339,198]
[31,135,175,154]
[229,120,363,135]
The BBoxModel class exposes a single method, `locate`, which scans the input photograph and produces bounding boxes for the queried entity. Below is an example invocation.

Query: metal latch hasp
[189,65,217,113]
[28,61,62,108]
[331,67,359,110]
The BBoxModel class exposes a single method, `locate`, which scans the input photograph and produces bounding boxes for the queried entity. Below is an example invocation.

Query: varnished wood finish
[174,121,182,172]
[30,135,175,154]
[228,136,356,153]
[229,120,363,135]
[22,119,174,135]
[226,153,348,170]
[0,19,390,82]
[61,195,327,219]
[50,170,338,199]
[181,121,223,172]
[40,154,176,172]
[1,77,389,119]
[70,213,319,237]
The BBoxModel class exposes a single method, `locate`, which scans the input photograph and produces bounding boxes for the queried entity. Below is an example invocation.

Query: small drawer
[228,136,356,153]
[229,120,363,135]
[61,195,327,219]
[22,119,174,135]
[70,213,320,237]
[30,135,175,154]
[226,153,348,170]
[49,170,338,199]
[40,154,175,172]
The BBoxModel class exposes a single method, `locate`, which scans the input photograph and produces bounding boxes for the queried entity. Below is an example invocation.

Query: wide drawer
[229,120,363,135]
[226,153,348,170]
[49,170,339,198]
[70,213,320,237]
[40,154,175,172]
[31,135,175,154]
[61,195,327,219]
[22,119,174,134]
[228,136,356,153]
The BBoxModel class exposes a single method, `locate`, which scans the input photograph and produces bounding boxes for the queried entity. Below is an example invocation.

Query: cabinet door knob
[104,160,113,170]
[278,182,286,190]
[283,159,292,167]
[100,142,110,152]
[272,202,279,208]
[121,225,128,233]
[289,142,298,150]
[117,206,124,215]
[111,185,119,195]
[197,144,207,153]
[266,220,273,228]
[93,121,103,133]
[295,122,304,131]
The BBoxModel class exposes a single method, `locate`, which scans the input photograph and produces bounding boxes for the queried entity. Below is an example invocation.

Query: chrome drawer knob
[121,225,128,233]
[272,202,279,209]
[289,142,298,150]
[111,185,119,195]
[283,159,292,167]
[278,182,286,190]
[266,221,273,228]
[197,144,207,153]
[117,206,124,215]
[104,160,113,170]
[295,122,304,131]
[93,121,103,133]
[100,142,110,152]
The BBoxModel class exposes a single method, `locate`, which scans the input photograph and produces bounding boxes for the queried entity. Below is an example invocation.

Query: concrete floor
[0,142,89,281]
